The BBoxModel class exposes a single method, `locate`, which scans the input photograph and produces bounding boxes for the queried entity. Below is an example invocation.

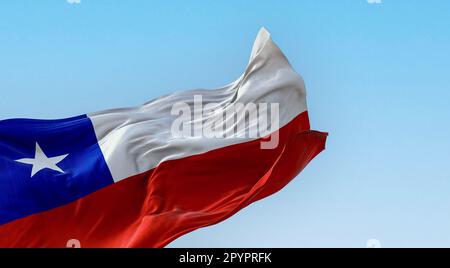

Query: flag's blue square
[0,115,114,225]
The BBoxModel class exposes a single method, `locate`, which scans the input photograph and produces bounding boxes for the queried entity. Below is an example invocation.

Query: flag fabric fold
[0,28,327,248]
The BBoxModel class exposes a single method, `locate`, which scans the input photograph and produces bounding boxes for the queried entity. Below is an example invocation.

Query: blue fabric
[0,115,114,225]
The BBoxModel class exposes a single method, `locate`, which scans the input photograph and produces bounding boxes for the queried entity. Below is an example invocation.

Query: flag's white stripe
[88,28,308,182]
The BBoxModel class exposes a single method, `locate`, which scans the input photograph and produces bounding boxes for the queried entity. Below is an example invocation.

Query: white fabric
[88,28,308,182]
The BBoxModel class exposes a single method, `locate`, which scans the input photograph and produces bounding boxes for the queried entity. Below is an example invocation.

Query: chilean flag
[0,28,327,248]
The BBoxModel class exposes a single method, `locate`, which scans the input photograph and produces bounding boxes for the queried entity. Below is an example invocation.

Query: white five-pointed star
[15,142,69,177]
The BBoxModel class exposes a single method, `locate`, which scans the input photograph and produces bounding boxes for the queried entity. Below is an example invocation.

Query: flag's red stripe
[0,111,327,248]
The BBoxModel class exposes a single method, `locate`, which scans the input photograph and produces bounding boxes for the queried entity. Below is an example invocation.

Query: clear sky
[1,0,450,247]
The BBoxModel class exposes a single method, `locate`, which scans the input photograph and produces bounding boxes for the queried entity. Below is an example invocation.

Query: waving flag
[0,28,327,248]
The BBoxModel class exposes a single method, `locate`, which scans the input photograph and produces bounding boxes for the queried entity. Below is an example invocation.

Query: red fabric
[0,111,327,247]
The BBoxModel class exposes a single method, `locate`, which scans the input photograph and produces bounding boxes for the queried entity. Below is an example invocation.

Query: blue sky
[1,0,450,247]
